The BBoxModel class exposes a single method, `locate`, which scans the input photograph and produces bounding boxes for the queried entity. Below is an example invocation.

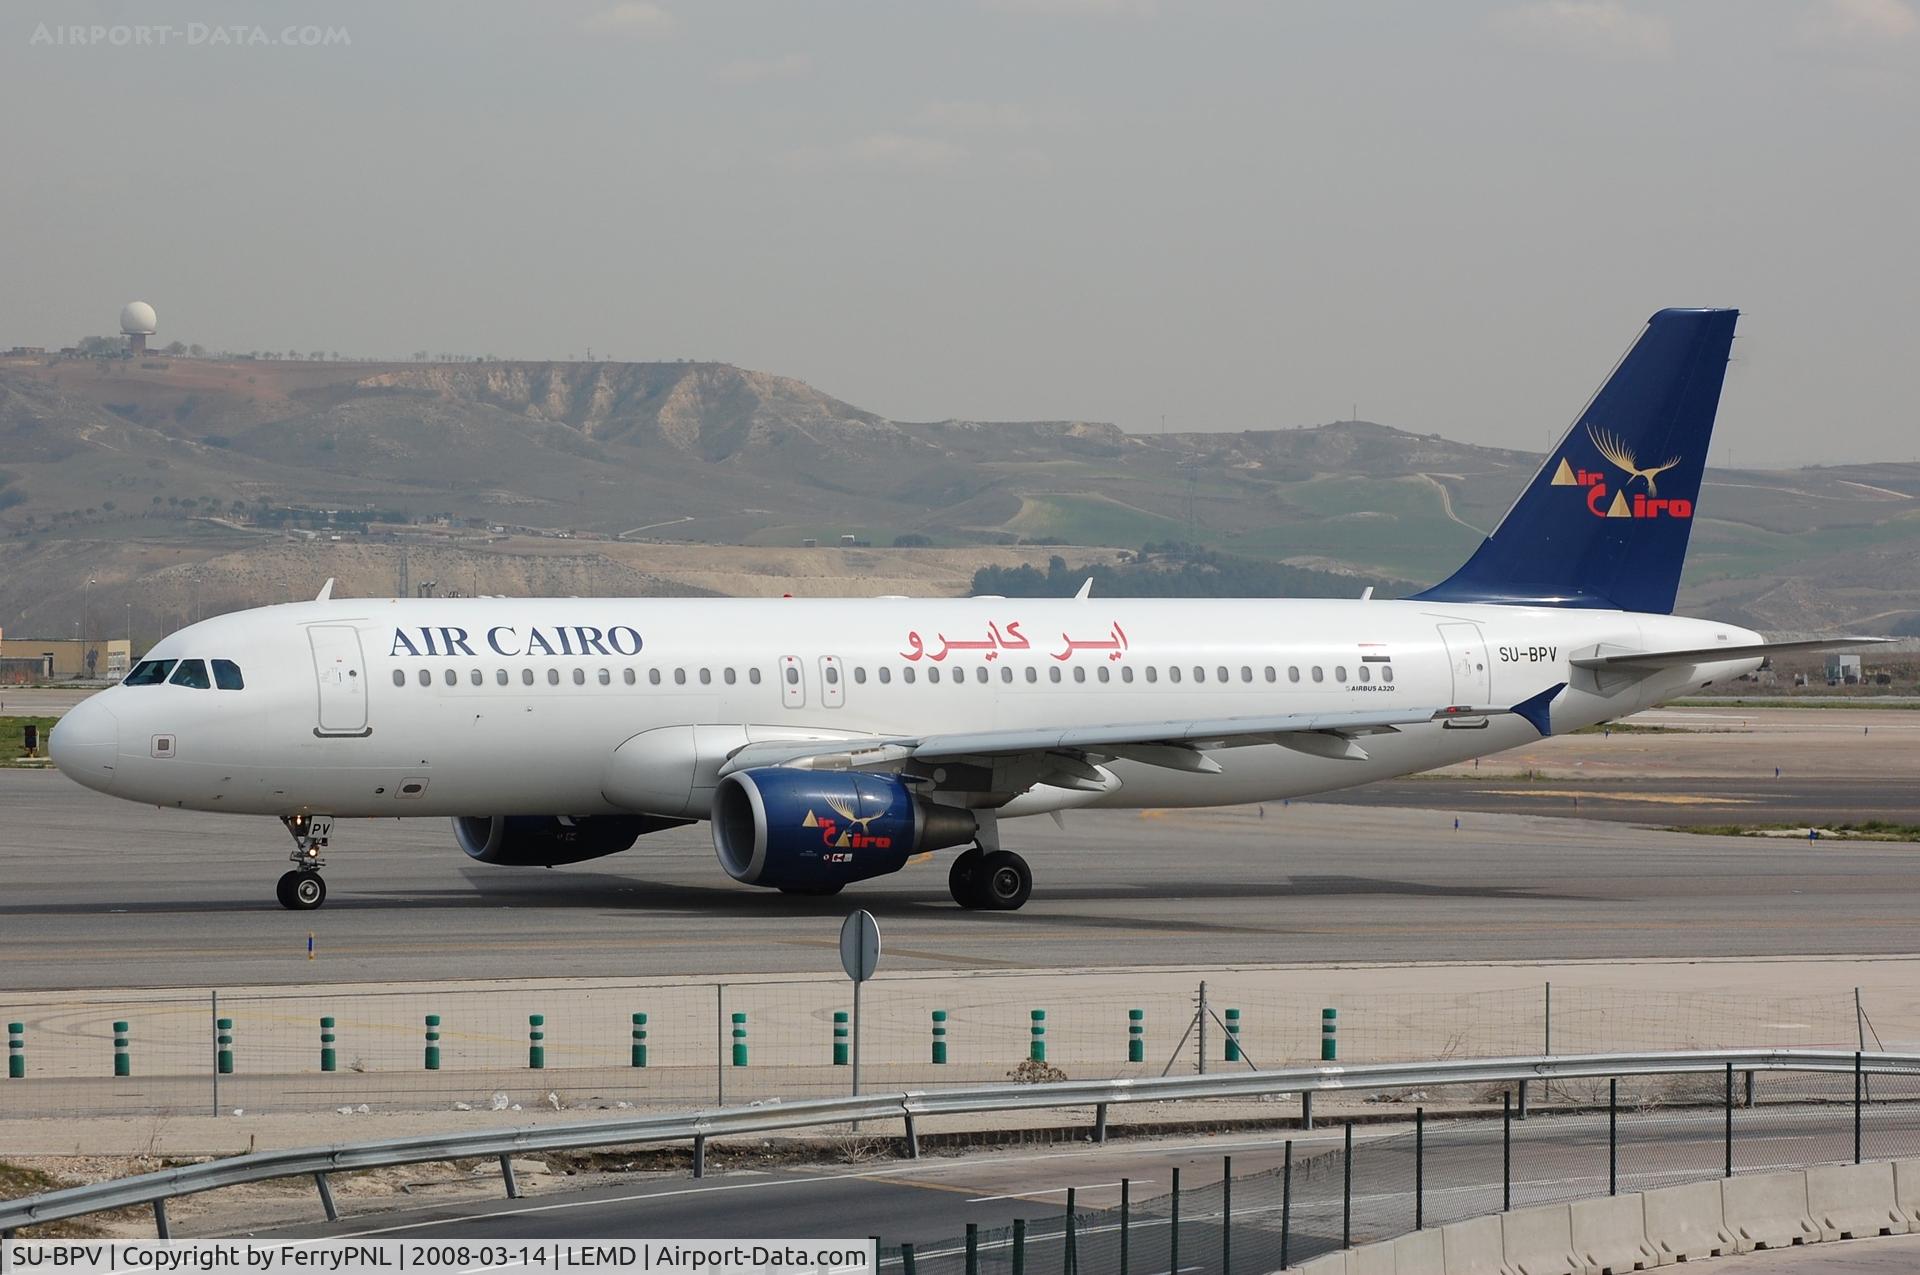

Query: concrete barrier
[1804,1162,1909,1241]
[1500,1203,1578,1275]
[1290,1251,1349,1274]
[1390,1227,1445,1275]
[1895,1159,1920,1227]
[1441,1214,1506,1275]
[1722,1171,1820,1252]
[1643,1179,1737,1263]
[1348,1240,1396,1275]
[1568,1192,1657,1274]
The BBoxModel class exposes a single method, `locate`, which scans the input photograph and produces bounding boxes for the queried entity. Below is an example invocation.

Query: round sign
[839,909,881,983]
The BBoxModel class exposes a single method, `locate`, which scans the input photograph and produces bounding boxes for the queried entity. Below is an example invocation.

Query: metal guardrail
[1,1048,1910,1236]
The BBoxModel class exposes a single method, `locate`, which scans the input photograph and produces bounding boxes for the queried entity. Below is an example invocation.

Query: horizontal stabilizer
[1571,637,1889,672]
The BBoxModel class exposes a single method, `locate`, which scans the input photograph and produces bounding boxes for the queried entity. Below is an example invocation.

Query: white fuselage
[52,595,1762,822]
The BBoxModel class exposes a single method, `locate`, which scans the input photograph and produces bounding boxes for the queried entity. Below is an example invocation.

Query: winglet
[1511,682,1566,737]
[315,578,335,602]
[1074,577,1093,601]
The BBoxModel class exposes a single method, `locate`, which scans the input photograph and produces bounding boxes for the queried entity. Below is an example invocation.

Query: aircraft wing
[717,685,1565,779]
[1570,637,1888,671]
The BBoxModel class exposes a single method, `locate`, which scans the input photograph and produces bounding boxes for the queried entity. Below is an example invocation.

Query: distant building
[0,656,53,686]
[5,346,46,357]
[1826,653,1863,685]
[0,636,132,680]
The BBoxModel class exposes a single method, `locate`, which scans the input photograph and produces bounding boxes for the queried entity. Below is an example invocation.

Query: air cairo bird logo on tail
[801,795,894,851]
[1550,423,1694,519]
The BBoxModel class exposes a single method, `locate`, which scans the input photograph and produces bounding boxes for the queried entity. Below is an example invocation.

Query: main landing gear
[948,845,1033,911]
[277,814,333,911]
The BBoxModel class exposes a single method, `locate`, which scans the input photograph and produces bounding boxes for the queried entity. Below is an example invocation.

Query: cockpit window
[169,659,212,689]
[212,659,245,690]
[124,660,177,686]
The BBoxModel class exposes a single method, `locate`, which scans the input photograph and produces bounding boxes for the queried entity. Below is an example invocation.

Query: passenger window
[125,659,178,686]
[1025,667,1038,683]
[1383,666,1395,683]
[1000,666,1013,683]
[571,668,585,686]
[392,669,406,688]
[1335,665,1348,683]
[169,659,212,689]
[852,667,865,684]
[1217,666,1230,683]
[1289,666,1301,683]
[783,667,798,685]
[1312,666,1324,683]
[212,660,245,690]
[470,669,483,686]
[699,668,712,685]
[929,667,942,684]
[1073,666,1086,683]
[623,669,636,685]
[749,668,762,685]
[903,667,916,684]
[547,668,561,686]
[1121,666,1134,684]
[598,669,612,685]
[445,669,458,686]
[1265,666,1277,683]
[1239,666,1251,683]
[496,669,509,686]
[1146,666,1158,683]
[825,666,839,685]
[1097,666,1110,683]
[675,669,687,685]
[1048,667,1062,683]
[878,667,892,684]
[523,669,535,685]
[1358,665,1371,683]
[975,667,989,684]
[725,668,737,685]
[1170,667,1183,683]
[418,669,432,687]
[649,669,662,685]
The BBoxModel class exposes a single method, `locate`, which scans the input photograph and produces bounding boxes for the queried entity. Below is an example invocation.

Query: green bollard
[1128,1009,1145,1063]
[114,1021,130,1077]
[833,1011,849,1066]
[731,1012,747,1067]
[1029,1009,1046,1063]
[632,1013,648,1068]
[932,1010,948,1065]
[425,1015,441,1071]
[217,1018,233,1075]
[528,1014,545,1069]
[1321,1007,1338,1061]
[1225,1008,1242,1062]
[7,1022,21,1079]
[320,1017,337,1073]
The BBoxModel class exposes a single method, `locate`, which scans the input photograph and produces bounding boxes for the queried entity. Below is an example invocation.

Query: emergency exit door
[309,625,370,736]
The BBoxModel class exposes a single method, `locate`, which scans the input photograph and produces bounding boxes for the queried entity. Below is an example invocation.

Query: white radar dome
[119,302,158,335]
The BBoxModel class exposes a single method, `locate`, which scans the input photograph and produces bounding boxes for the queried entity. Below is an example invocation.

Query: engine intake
[712,770,976,890]
[453,814,686,867]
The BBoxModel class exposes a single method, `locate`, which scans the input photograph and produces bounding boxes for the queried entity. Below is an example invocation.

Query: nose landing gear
[947,845,1033,911]
[277,814,333,911]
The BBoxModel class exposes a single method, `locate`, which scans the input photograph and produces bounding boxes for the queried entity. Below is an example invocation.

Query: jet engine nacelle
[711,769,977,891]
[453,814,686,867]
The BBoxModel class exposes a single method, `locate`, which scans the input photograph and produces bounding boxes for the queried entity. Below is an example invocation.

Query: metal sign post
[839,910,882,1109]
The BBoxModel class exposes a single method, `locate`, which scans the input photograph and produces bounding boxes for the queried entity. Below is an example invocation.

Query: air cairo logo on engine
[1551,424,1694,519]
[801,796,893,852]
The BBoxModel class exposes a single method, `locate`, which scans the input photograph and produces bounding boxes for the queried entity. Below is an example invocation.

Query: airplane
[49,308,1877,912]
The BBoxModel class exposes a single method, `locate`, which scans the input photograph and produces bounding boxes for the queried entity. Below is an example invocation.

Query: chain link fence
[882,1059,1920,1273]
[0,976,1878,1118]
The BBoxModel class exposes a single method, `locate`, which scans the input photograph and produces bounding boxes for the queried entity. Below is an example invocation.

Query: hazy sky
[4,0,1916,466]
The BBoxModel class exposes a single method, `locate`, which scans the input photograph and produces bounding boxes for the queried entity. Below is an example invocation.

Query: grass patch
[1668,698,1917,710]
[1571,721,1690,735]
[0,1162,105,1237]
[0,716,59,765]
[1677,821,1920,842]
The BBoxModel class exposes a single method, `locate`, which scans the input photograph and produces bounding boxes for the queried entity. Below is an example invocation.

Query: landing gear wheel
[277,870,326,911]
[977,850,1032,911]
[779,883,844,896]
[948,847,986,909]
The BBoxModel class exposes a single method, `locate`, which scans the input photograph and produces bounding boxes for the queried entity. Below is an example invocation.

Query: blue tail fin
[1414,307,1737,614]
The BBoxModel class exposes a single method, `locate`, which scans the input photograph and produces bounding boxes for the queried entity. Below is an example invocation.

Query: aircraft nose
[50,697,119,792]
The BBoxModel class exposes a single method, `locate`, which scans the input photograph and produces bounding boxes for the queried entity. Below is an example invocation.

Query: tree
[189,344,206,357]
[163,341,186,355]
